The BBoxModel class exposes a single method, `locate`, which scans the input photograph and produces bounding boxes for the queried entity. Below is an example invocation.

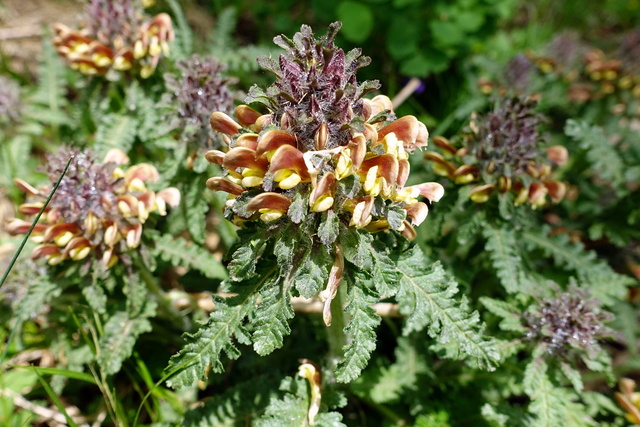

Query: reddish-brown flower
[7,147,179,267]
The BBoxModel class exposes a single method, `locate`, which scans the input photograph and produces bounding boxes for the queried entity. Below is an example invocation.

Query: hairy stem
[326,282,348,371]
[134,257,189,331]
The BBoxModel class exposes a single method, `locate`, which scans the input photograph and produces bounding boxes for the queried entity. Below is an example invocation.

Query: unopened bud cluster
[425,97,568,207]
[7,148,180,268]
[205,23,443,242]
[0,76,21,125]
[52,0,173,78]
[524,285,613,357]
[162,55,236,147]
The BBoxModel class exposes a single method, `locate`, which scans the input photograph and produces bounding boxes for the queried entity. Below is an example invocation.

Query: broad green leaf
[337,1,374,44]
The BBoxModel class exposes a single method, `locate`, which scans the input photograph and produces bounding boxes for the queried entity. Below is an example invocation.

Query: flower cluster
[205,23,443,242]
[7,147,179,268]
[425,97,568,207]
[528,32,640,105]
[0,76,21,125]
[616,378,640,425]
[52,0,174,78]
[161,55,237,148]
[523,285,613,357]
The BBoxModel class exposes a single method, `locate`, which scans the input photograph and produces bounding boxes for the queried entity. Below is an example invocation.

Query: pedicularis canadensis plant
[165,23,499,418]
[52,0,174,79]
[7,147,180,268]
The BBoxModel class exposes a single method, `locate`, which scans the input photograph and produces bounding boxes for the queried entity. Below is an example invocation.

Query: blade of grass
[12,366,97,385]
[0,153,74,367]
[34,369,79,427]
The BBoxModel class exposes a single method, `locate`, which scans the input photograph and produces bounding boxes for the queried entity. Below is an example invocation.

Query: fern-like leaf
[31,34,67,115]
[166,297,254,389]
[483,226,523,294]
[97,302,156,375]
[184,377,274,426]
[165,269,277,389]
[153,234,227,280]
[522,226,633,304]
[335,280,381,383]
[565,119,626,192]
[523,358,590,426]
[255,376,345,427]
[94,113,139,159]
[166,0,193,59]
[396,246,500,370]
[15,276,61,321]
[251,279,294,356]
[182,175,209,244]
[479,297,526,333]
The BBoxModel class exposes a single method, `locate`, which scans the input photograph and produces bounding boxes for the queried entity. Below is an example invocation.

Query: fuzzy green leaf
[226,234,268,281]
[396,246,500,370]
[340,227,400,298]
[97,303,156,375]
[122,271,148,317]
[166,297,254,389]
[251,279,294,356]
[340,227,373,270]
[483,226,523,294]
[287,191,308,224]
[335,281,381,383]
[153,234,227,280]
[369,240,400,297]
[293,244,332,298]
[82,283,107,315]
[318,209,340,245]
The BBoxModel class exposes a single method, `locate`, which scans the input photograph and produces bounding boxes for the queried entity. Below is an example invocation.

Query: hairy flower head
[0,76,22,125]
[523,284,613,358]
[52,0,173,78]
[206,23,442,241]
[425,97,567,207]
[162,54,237,148]
[7,147,180,267]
